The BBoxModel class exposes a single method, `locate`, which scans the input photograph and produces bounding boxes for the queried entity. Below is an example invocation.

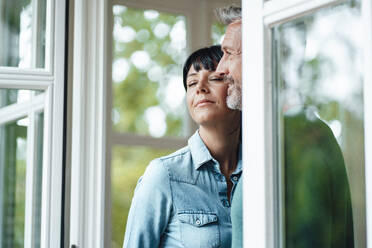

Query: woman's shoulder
[158,146,191,163]
[143,145,197,184]
[143,146,191,176]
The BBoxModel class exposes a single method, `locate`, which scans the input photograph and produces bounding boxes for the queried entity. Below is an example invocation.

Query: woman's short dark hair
[182,45,223,90]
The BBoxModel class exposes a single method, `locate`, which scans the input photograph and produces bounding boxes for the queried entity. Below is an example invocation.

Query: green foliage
[1,120,27,248]
[112,6,187,137]
[14,155,26,248]
[211,22,226,45]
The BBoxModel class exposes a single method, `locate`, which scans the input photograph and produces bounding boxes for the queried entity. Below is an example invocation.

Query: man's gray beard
[225,76,242,111]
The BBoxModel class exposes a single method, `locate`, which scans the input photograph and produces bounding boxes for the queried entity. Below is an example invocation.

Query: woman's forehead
[187,65,212,77]
[188,61,217,74]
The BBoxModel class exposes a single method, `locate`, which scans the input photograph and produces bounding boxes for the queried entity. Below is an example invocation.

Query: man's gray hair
[214,4,242,25]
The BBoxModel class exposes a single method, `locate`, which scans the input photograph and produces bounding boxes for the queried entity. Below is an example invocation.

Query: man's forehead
[222,22,242,49]
[228,20,242,32]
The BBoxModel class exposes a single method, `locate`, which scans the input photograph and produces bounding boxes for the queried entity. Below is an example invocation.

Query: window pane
[0,118,27,248]
[0,0,47,68]
[0,89,38,107]
[273,1,365,247]
[112,6,187,138]
[0,89,44,247]
[111,146,175,248]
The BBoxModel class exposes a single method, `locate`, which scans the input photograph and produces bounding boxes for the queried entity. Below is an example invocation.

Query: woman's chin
[193,114,227,126]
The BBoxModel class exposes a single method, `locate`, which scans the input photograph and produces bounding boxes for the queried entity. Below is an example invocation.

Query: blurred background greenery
[111,147,173,248]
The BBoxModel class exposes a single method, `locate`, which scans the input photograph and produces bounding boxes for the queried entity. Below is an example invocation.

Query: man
[214,5,243,248]
[215,5,242,111]
[214,4,354,248]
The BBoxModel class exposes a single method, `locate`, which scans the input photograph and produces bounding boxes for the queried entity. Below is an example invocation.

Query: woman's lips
[195,99,214,107]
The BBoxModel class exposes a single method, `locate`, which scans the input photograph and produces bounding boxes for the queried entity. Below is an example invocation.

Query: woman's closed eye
[187,81,197,87]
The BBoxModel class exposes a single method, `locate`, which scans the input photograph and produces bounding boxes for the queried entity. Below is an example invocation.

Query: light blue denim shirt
[123,131,242,248]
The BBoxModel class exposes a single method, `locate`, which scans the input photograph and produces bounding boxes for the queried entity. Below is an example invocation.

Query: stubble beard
[225,75,242,111]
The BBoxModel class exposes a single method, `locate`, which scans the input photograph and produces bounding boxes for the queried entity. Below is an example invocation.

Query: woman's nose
[196,79,209,93]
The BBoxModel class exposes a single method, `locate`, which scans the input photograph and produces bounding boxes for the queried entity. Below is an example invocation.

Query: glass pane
[0,89,39,107]
[0,0,47,68]
[273,1,365,247]
[111,146,175,248]
[112,5,187,138]
[211,21,225,45]
[0,90,44,247]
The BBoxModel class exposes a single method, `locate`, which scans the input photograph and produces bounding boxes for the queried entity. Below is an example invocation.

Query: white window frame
[0,0,66,247]
[242,0,372,247]
[0,91,45,248]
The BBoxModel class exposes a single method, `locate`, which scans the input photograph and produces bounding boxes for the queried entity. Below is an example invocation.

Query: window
[0,89,44,247]
[243,0,372,247]
[0,0,47,68]
[273,1,365,247]
[0,0,66,247]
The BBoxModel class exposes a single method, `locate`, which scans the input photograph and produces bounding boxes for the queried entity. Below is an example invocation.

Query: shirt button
[221,199,230,207]
[195,219,201,225]
[232,176,238,181]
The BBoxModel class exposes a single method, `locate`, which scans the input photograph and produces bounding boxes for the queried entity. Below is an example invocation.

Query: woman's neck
[198,116,241,176]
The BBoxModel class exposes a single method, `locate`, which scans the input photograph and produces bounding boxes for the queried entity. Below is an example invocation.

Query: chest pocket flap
[178,212,218,227]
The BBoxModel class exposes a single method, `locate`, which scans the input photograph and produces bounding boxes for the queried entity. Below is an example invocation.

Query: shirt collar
[188,130,243,173]
[188,130,214,170]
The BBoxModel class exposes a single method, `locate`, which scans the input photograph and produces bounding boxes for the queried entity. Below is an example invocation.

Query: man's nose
[215,60,228,76]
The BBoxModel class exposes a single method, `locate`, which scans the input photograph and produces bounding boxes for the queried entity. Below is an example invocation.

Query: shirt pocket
[177,211,220,248]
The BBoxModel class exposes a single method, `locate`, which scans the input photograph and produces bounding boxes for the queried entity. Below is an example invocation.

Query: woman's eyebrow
[187,72,198,77]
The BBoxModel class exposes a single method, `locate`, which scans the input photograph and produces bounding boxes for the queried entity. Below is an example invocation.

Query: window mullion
[0,118,4,247]
[40,86,53,248]
[24,98,38,248]
[243,0,268,247]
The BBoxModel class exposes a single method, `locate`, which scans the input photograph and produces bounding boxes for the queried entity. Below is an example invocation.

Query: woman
[123,45,241,248]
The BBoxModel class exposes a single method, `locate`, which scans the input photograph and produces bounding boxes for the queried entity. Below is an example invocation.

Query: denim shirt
[123,131,242,248]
